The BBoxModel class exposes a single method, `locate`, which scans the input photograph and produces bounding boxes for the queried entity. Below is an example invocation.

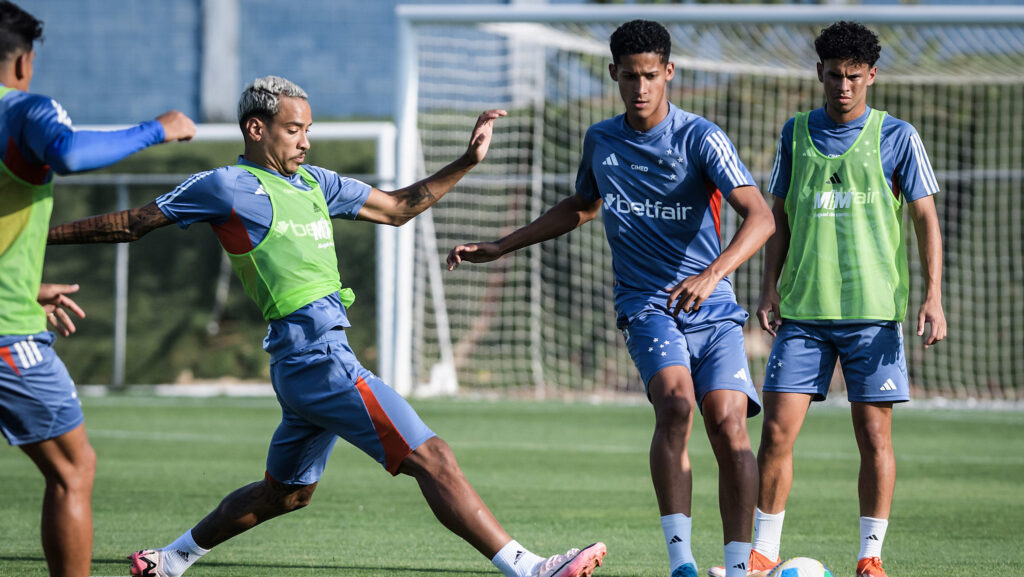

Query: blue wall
[18,0,580,124]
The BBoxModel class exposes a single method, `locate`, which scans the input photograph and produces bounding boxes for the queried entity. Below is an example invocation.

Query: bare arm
[357,109,507,226]
[907,195,946,347]
[666,185,775,315]
[755,196,790,336]
[447,193,602,270]
[48,201,173,245]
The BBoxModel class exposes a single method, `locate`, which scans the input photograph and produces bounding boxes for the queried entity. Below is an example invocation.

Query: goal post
[392,4,1024,400]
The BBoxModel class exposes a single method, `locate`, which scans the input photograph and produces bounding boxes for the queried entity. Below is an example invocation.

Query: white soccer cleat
[128,548,191,577]
[533,542,607,577]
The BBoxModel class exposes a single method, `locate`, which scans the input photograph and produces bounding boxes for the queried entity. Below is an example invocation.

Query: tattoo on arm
[48,202,170,245]
[402,183,437,210]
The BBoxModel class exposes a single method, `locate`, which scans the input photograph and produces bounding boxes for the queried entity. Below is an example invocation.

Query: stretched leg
[756,392,812,514]
[647,366,696,517]
[190,476,318,549]
[398,436,510,558]
[701,389,757,545]
[21,424,97,577]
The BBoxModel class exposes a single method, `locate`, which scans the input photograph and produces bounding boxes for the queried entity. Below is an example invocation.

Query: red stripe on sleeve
[4,136,50,185]
[0,346,20,375]
[354,376,412,475]
[210,208,254,254]
[709,187,723,240]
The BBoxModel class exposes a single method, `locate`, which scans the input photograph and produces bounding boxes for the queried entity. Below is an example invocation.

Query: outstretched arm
[447,193,602,270]
[755,196,790,336]
[48,201,173,245]
[667,185,775,315]
[357,109,507,226]
[45,111,196,175]
[907,195,946,347]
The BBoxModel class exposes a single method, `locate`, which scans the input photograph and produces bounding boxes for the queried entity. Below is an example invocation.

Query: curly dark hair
[0,1,42,63]
[814,21,880,67]
[610,19,671,64]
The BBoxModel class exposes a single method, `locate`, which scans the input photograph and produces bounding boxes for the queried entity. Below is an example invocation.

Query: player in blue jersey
[735,21,947,577]
[448,20,774,577]
[48,75,606,577]
[0,3,195,576]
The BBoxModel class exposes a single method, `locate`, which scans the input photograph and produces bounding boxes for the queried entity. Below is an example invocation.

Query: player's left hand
[464,109,507,164]
[917,296,946,348]
[37,283,86,337]
[666,273,717,317]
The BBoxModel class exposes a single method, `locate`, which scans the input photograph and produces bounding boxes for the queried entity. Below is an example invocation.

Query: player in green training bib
[732,21,947,577]
[49,75,607,577]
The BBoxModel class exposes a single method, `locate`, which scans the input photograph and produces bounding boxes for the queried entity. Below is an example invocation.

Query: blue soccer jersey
[155,158,371,359]
[0,86,165,184]
[575,103,757,323]
[767,107,939,203]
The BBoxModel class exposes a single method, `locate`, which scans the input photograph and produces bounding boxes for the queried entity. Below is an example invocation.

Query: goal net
[393,5,1024,401]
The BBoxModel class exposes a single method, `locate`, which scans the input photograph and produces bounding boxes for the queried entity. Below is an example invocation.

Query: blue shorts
[621,303,761,418]
[267,329,435,485]
[0,332,84,446]
[762,321,909,403]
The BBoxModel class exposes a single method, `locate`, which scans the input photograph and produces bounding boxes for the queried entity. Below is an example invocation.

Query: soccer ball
[767,557,834,577]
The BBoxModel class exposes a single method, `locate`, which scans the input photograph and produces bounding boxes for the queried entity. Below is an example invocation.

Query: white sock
[724,541,752,577]
[492,539,545,577]
[660,513,696,571]
[160,529,209,577]
[752,508,785,561]
[859,516,888,560]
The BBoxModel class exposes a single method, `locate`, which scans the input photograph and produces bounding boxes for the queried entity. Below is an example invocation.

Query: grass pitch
[0,396,1021,577]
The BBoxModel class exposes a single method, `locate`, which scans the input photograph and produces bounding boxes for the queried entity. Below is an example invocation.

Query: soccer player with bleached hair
[0,2,195,576]
[48,75,606,577]
[448,19,774,577]
[712,20,947,577]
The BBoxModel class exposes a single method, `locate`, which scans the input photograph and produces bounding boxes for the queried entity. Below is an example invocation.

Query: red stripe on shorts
[354,376,412,475]
[0,346,19,375]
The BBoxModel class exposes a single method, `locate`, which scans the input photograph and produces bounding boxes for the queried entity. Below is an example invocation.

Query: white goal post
[389,3,1024,401]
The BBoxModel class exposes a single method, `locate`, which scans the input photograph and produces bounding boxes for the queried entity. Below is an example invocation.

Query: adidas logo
[254,185,267,195]
[602,153,620,167]
[733,368,748,382]
[880,378,897,391]
[866,534,879,541]
[669,535,683,544]
[513,550,525,565]
[177,550,190,561]
[828,172,842,185]
[733,562,747,570]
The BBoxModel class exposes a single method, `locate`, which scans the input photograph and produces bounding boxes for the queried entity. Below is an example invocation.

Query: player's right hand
[447,242,502,270]
[37,283,86,337]
[156,110,197,142]
[756,289,782,337]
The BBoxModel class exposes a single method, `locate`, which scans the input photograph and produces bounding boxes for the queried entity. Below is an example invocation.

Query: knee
[653,395,694,431]
[705,412,750,452]
[856,421,892,454]
[266,480,317,514]
[401,437,461,480]
[48,443,97,496]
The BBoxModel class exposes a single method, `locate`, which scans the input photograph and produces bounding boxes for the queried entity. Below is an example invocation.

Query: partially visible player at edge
[0,2,195,576]
[48,75,606,577]
[709,20,947,577]
[448,20,774,577]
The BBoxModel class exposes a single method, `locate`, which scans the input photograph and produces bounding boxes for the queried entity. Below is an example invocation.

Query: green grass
[1,397,1021,577]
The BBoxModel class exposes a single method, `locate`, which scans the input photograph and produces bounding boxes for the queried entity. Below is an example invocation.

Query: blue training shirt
[767,107,940,202]
[575,102,757,324]
[155,157,371,359]
[0,85,165,184]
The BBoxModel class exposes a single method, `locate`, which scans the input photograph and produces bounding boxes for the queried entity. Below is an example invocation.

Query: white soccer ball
[767,557,834,577]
